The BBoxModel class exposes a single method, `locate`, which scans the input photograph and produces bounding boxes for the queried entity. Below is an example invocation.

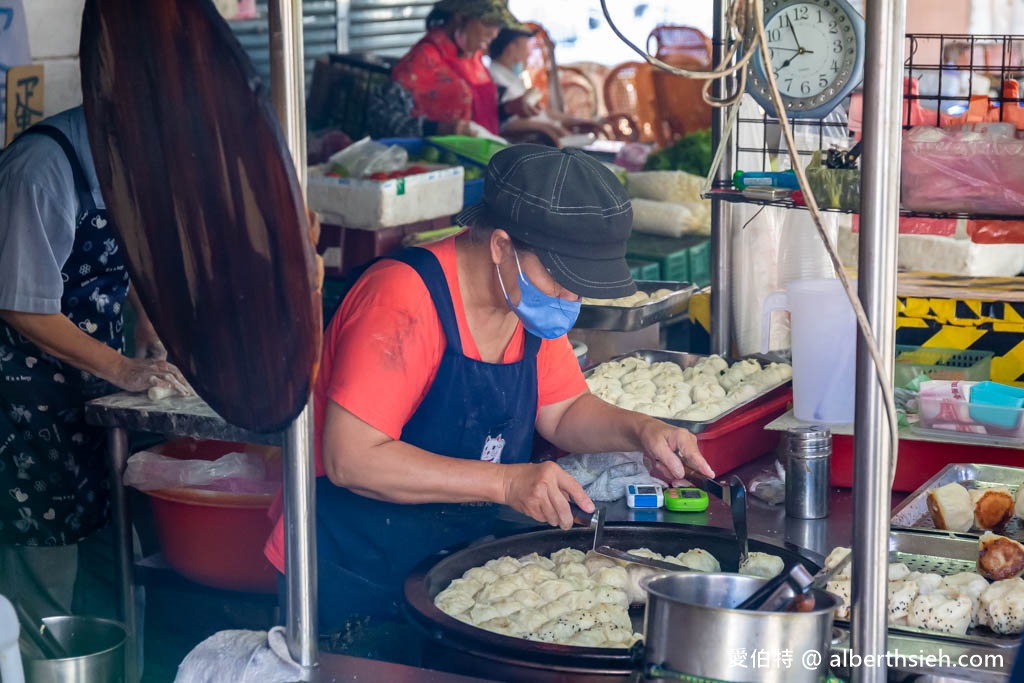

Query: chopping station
[4,0,1024,682]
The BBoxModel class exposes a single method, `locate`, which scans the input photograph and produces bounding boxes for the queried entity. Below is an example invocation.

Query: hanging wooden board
[80,0,321,433]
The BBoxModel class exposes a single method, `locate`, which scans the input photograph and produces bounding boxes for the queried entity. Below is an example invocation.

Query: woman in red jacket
[391,0,540,136]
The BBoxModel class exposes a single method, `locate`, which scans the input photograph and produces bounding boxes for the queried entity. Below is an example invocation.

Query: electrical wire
[599,0,901,484]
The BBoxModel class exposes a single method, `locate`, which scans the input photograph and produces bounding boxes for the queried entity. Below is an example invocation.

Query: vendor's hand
[109,356,192,396]
[636,418,713,482]
[501,461,594,530]
[504,94,542,118]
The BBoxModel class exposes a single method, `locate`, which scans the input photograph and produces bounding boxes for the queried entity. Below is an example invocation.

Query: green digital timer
[664,487,710,512]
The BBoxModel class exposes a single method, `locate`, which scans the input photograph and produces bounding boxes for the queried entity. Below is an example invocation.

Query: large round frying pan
[79,0,321,432]
[404,523,822,682]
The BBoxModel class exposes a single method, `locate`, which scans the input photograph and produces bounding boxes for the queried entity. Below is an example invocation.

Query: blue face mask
[497,250,581,339]
[511,62,525,77]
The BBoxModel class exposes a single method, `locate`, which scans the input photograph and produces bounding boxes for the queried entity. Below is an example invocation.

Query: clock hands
[777,47,815,71]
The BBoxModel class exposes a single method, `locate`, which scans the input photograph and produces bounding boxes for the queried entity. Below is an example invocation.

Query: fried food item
[970,486,1015,530]
[927,482,974,532]
[1015,485,1024,520]
[978,532,1024,581]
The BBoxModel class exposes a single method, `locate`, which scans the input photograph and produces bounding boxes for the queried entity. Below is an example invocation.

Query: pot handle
[761,290,789,355]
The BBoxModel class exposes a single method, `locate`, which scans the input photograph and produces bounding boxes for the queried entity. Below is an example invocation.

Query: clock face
[747,0,865,118]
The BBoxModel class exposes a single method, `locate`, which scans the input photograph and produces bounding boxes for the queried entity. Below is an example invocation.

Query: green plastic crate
[626,233,709,285]
[426,135,506,166]
[627,258,661,281]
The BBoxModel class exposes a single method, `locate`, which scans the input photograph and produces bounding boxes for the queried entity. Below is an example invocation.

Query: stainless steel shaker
[785,426,832,519]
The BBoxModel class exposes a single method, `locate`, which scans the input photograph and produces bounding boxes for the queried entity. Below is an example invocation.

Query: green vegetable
[328,162,349,177]
[419,146,441,163]
[463,166,483,181]
[643,128,712,176]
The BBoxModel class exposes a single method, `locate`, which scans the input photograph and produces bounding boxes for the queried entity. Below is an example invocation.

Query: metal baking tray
[584,350,791,434]
[891,464,1024,540]
[574,280,696,331]
[833,530,1019,648]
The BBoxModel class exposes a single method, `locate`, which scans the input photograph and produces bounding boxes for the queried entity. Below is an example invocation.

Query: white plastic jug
[762,278,856,424]
[0,594,25,683]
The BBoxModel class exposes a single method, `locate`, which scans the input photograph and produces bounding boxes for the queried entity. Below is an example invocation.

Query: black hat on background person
[488,26,537,61]
[456,144,636,299]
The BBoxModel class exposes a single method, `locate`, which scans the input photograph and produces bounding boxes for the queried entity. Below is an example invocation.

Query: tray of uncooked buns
[575,280,696,331]
[583,350,792,434]
[891,464,1024,541]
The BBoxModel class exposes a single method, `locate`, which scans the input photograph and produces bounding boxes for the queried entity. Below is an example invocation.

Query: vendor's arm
[322,401,592,529]
[536,391,714,481]
[0,309,188,394]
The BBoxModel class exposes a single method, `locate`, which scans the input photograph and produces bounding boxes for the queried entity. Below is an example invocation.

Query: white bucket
[762,278,856,424]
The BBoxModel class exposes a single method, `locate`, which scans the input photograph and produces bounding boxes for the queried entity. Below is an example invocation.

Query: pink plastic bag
[901,126,1024,215]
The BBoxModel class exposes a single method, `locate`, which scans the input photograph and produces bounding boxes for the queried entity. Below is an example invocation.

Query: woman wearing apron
[265,145,711,634]
[0,107,188,619]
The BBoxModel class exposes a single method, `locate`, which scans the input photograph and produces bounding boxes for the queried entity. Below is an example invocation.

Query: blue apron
[315,247,540,628]
[0,125,129,546]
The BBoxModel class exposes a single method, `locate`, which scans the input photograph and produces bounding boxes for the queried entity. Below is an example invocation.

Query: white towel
[174,626,303,683]
[556,452,667,502]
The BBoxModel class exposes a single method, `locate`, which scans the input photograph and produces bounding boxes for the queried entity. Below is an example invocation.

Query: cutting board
[80,0,321,433]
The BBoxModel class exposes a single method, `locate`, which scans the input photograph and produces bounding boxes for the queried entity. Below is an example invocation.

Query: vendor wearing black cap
[265,144,712,628]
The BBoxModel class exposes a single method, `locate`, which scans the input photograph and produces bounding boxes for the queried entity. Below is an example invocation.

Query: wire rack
[708,33,1024,222]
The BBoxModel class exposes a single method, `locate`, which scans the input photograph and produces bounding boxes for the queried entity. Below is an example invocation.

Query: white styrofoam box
[839,225,1024,277]
[24,0,84,60]
[308,164,464,230]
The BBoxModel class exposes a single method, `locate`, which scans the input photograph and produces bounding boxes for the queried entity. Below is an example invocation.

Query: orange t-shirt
[264,236,587,572]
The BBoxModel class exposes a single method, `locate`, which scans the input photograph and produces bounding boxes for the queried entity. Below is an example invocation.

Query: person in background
[0,107,188,624]
[265,145,711,637]
[391,0,540,137]
[488,27,609,145]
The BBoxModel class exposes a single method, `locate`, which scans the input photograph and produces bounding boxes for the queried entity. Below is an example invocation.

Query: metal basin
[25,616,126,683]
[404,523,821,682]
[642,572,838,683]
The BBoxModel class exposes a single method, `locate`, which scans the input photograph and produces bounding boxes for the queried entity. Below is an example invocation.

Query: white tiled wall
[24,0,85,115]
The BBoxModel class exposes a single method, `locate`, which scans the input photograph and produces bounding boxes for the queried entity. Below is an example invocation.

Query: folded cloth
[174,626,303,683]
[556,451,667,502]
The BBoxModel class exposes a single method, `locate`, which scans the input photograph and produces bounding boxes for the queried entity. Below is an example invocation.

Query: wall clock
[746,0,866,119]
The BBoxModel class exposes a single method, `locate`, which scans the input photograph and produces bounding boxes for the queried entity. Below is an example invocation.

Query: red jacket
[391,28,500,135]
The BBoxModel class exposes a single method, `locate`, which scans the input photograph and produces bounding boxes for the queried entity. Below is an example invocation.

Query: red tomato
[406,165,429,175]
[368,171,390,181]
[387,170,406,179]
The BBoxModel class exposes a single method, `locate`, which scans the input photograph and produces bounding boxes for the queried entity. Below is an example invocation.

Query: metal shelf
[706,188,1024,222]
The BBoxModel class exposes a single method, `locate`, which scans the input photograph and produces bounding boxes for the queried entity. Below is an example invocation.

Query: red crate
[698,389,792,476]
[830,434,1024,492]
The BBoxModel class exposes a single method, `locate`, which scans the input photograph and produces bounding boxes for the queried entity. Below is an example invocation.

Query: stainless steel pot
[25,616,126,683]
[642,573,838,683]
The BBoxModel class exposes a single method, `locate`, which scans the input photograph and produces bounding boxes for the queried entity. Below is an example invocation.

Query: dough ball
[739,552,785,579]
[675,548,721,573]
[551,548,587,566]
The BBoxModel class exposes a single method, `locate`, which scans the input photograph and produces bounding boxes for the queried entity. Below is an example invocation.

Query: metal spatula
[570,505,690,573]
[682,466,749,565]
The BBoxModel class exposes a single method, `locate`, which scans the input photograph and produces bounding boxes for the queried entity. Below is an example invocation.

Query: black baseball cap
[455,144,636,299]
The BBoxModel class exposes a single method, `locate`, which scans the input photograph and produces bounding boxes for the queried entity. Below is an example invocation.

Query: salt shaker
[785,426,832,519]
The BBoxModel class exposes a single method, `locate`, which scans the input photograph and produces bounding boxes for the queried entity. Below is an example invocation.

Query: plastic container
[142,439,281,593]
[381,137,493,210]
[968,381,1024,429]
[762,279,856,424]
[893,345,993,386]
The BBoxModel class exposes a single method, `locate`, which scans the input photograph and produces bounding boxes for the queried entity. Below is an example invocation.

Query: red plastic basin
[145,438,280,593]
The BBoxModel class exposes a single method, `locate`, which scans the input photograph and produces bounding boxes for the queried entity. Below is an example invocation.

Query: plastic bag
[901,125,1024,215]
[325,136,408,178]
[123,451,278,494]
[749,459,786,506]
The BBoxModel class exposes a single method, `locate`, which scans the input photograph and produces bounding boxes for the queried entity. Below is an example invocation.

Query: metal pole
[851,0,904,680]
[107,427,137,683]
[710,0,734,356]
[269,0,317,670]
